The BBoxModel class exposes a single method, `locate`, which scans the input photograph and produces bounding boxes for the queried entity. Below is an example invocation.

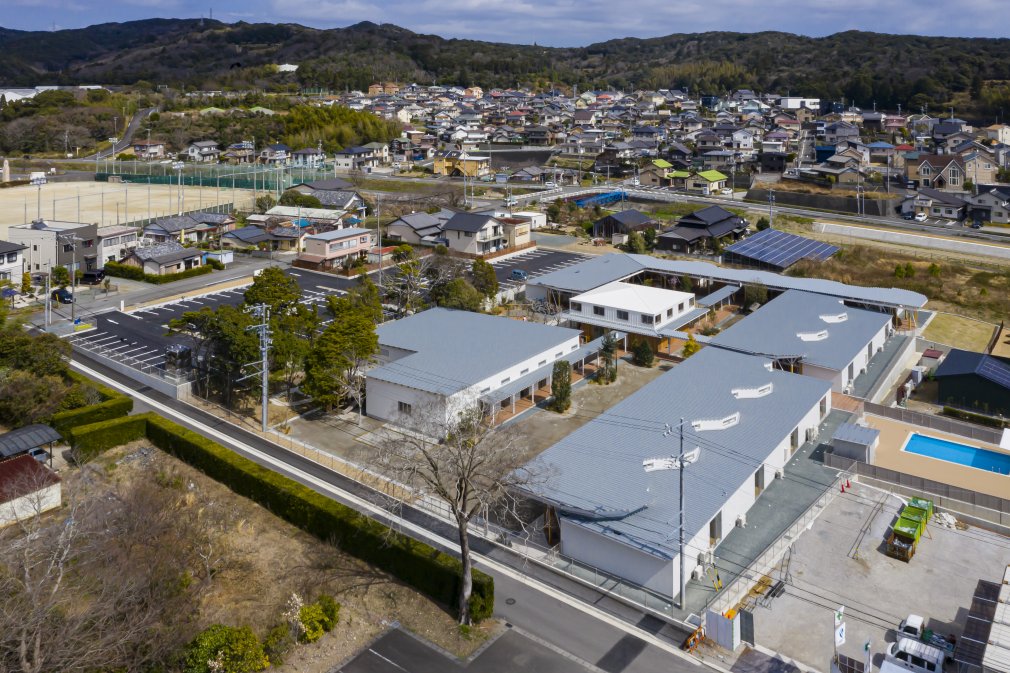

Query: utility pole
[643,420,701,611]
[377,193,382,292]
[768,189,775,229]
[244,303,272,433]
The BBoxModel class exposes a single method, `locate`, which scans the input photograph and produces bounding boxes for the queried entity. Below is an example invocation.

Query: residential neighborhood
[3,17,1010,673]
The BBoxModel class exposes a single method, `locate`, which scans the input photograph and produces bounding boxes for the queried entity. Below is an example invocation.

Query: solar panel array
[725,228,839,270]
[977,356,1010,389]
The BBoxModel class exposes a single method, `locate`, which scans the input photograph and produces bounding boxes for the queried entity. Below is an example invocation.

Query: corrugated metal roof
[696,285,740,307]
[528,254,928,308]
[0,424,61,459]
[832,423,880,446]
[370,308,582,396]
[710,289,892,372]
[528,347,831,560]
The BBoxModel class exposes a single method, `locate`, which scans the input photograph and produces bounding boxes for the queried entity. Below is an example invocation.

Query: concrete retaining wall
[815,222,1010,261]
[747,188,898,217]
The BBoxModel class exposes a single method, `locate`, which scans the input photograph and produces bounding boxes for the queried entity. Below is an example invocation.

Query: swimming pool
[902,433,1010,475]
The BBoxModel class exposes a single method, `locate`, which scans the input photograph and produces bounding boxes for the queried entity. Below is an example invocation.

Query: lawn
[922,312,997,351]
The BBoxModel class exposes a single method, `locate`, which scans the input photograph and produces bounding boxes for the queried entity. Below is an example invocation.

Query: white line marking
[367,649,410,672]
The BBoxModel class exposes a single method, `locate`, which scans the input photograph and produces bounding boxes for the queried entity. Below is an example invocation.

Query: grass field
[922,312,997,351]
[0,181,256,238]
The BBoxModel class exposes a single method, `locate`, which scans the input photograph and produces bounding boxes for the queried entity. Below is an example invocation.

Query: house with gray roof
[385,209,455,246]
[442,212,507,255]
[120,242,203,276]
[527,346,832,601]
[709,289,892,391]
[142,211,235,244]
[365,308,583,428]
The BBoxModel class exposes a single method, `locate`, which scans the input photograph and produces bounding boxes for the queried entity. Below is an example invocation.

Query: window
[83,239,94,248]
[63,244,74,253]
[667,308,674,318]
[555,352,563,358]
[397,401,412,415]
[501,377,511,385]
[616,310,629,321]
[5,253,16,263]
[593,305,605,316]
[921,166,931,176]
[480,387,490,394]
[33,244,37,251]
[520,368,529,375]
[641,314,654,324]
[679,302,685,312]
[655,314,662,323]
[790,428,799,450]
[820,397,827,418]
[539,360,547,366]
[360,236,368,243]
[570,301,582,312]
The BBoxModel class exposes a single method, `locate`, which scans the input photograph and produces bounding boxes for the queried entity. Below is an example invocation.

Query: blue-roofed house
[934,349,1010,417]
[709,289,893,392]
[526,347,832,601]
[365,308,584,427]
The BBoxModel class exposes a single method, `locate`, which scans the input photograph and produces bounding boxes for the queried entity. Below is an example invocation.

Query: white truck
[898,615,956,660]
[880,637,947,673]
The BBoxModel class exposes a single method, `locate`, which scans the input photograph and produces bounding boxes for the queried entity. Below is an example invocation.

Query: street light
[643,419,702,610]
[30,174,46,222]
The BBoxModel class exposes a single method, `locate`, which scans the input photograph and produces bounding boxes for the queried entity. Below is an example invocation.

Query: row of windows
[575,302,690,325]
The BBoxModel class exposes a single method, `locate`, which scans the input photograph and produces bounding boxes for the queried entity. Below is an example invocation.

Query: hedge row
[67,413,494,621]
[104,260,213,285]
[51,370,134,432]
[66,414,150,461]
[942,406,1010,429]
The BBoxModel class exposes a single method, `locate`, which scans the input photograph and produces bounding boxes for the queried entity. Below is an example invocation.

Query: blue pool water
[903,433,1010,475]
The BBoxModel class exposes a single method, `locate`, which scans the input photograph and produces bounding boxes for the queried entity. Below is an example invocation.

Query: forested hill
[2,19,1009,115]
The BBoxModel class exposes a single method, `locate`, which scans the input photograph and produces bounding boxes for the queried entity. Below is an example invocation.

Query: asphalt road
[340,628,594,673]
[69,351,699,673]
[85,107,158,160]
[491,247,590,293]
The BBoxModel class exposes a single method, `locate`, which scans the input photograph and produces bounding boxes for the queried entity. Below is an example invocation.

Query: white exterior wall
[9,228,56,273]
[367,334,582,426]
[513,211,547,229]
[568,296,695,331]
[0,247,24,282]
[803,322,888,392]
[98,233,138,266]
[555,390,829,600]
[445,229,483,255]
[0,483,61,528]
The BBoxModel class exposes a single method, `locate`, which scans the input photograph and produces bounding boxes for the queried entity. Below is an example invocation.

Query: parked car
[28,447,50,463]
[543,181,557,189]
[720,188,734,196]
[81,269,106,285]
[881,637,947,673]
[510,269,529,282]
[914,213,928,222]
[50,288,74,304]
[902,212,915,220]
[898,614,956,660]
[971,222,983,229]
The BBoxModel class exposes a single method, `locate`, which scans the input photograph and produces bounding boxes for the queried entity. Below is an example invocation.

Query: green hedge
[68,412,494,621]
[51,371,134,432]
[104,260,214,285]
[942,406,1010,429]
[66,414,150,460]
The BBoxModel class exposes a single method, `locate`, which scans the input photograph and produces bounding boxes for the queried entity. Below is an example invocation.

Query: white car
[914,212,928,222]
[543,181,557,188]
[720,188,734,196]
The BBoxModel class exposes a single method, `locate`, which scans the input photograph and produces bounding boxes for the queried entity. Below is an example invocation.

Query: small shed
[831,423,879,463]
[0,455,62,527]
[0,424,61,465]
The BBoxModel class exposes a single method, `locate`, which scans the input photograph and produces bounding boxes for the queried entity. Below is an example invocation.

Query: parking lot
[492,248,591,293]
[752,484,1009,672]
[68,310,195,377]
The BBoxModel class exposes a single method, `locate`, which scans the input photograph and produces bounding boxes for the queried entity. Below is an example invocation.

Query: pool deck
[865,414,1010,498]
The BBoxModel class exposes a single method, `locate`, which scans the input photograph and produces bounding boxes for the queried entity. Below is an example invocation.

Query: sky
[4,0,1009,45]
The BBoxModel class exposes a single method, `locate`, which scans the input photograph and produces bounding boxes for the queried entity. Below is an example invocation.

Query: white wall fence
[71,340,193,400]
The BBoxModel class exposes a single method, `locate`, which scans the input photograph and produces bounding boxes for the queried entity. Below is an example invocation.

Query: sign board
[835,622,847,647]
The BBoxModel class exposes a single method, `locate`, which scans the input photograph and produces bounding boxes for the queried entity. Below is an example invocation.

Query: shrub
[262,625,293,666]
[298,603,327,643]
[104,260,213,284]
[207,258,225,270]
[632,339,654,367]
[682,334,701,358]
[942,406,1010,429]
[183,624,268,673]
[317,594,340,631]
[51,371,133,432]
[103,261,145,281]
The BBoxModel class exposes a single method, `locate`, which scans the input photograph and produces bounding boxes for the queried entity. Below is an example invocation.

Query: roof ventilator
[819,312,848,323]
[692,412,740,432]
[797,329,829,342]
[732,382,773,399]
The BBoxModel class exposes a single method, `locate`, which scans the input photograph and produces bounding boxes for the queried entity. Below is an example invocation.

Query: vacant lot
[922,312,996,351]
[29,442,490,672]
[0,181,255,238]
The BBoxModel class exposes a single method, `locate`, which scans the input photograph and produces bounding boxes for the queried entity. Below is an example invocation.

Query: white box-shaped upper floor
[569,281,695,331]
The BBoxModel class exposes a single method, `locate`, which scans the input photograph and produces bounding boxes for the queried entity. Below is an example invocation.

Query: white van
[880,637,946,673]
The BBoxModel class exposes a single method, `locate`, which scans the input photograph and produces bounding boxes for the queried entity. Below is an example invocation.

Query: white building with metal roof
[365,308,584,427]
[526,253,927,313]
[527,347,832,601]
[709,289,893,392]
[565,281,703,349]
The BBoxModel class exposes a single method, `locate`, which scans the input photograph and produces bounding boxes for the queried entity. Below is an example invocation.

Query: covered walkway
[480,332,626,425]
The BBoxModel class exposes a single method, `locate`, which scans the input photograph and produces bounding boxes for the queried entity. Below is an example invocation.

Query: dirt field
[0,181,256,238]
[97,442,492,671]
[922,312,997,351]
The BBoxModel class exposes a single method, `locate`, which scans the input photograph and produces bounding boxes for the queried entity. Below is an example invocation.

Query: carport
[0,424,61,467]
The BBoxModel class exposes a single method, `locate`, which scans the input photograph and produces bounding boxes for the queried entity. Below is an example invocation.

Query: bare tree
[374,404,540,625]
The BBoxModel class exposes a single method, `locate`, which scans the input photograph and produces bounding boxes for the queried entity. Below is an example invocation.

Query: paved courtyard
[752,481,1010,672]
